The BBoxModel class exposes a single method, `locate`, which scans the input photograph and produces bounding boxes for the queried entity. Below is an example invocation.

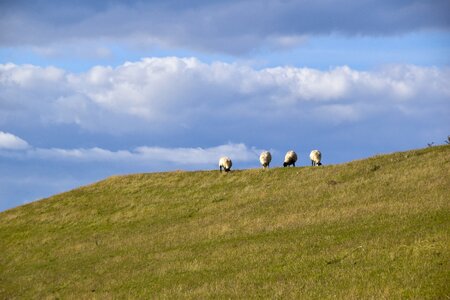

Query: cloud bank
[27,143,261,166]
[1,0,449,53]
[1,58,449,137]
[0,131,261,168]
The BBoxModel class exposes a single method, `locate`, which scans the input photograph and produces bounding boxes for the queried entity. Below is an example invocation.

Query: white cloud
[135,143,261,165]
[0,131,29,149]
[1,59,449,133]
[13,143,262,167]
[0,63,65,88]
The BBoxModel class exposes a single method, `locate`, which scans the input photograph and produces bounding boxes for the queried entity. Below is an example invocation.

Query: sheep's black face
[318,162,322,166]
[283,162,288,167]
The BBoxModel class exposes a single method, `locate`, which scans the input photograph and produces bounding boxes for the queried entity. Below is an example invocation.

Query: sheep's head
[283,162,288,167]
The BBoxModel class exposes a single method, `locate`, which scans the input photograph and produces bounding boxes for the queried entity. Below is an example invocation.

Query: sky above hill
[1,0,449,211]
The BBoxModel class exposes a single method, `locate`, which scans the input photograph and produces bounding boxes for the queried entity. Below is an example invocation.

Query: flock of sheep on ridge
[219,150,322,172]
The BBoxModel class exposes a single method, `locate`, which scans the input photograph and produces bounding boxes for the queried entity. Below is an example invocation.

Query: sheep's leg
[220,166,222,172]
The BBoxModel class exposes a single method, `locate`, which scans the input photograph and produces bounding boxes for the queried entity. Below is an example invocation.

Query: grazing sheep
[283,150,298,167]
[259,151,272,169]
[219,156,232,172]
[310,150,322,166]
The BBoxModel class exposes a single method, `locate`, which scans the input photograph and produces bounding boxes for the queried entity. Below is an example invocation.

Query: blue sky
[1,0,449,211]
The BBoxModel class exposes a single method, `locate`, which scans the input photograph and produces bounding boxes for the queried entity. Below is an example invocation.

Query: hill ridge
[1,145,449,298]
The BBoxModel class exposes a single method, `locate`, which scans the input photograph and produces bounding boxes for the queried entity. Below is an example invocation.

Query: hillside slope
[1,146,449,299]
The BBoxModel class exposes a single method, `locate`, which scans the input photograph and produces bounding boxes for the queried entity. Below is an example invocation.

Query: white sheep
[219,156,232,172]
[283,150,298,167]
[310,150,322,166]
[259,151,272,169]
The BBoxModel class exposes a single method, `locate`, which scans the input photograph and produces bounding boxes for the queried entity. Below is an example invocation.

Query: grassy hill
[1,145,449,299]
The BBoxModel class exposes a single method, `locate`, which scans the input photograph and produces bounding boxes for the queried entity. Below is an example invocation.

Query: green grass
[1,145,449,299]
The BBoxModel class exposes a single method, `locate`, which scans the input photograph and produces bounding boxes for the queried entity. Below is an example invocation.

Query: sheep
[219,156,232,172]
[259,151,272,169]
[310,150,322,166]
[283,150,298,167]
